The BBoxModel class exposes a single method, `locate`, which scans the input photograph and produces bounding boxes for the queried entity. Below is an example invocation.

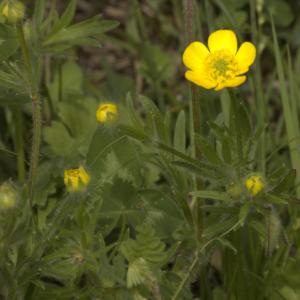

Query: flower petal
[185,71,216,89]
[79,166,91,185]
[214,76,246,91]
[182,42,210,70]
[70,176,79,192]
[235,42,256,74]
[208,29,237,55]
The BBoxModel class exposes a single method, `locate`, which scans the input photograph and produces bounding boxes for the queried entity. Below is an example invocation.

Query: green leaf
[57,98,97,139]
[272,19,300,195]
[209,121,232,163]
[47,61,83,104]
[190,190,230,201]
[273,169,296,193]
[43,121,74,156]
[118,124,148,142]
[33,0,46,29]
[239,202,251,226]
[44,17,119,47]
[51,0,77,33]
[120,224,167,265]
[221,136,232,163]
[0,24,18,62]
[237,103,252,142]
[217,238,237,254]
[195,134,223,165]
[265,194,288,205]
[0,91,30,106]
[173,110,186,153]
[140,95,167,142]
[87,127,142,181]
[203,215,238,239]
[125,92,144,130]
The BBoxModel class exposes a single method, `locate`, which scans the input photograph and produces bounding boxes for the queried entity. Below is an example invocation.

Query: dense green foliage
[1,0,300,299]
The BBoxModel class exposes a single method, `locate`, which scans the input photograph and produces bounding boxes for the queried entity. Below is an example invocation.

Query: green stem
[17,24,41,201]
[250,0,266,175]
[13,107,25,182]
[29,95,42,199]
[183,0,203,243]
[230,90,243,169]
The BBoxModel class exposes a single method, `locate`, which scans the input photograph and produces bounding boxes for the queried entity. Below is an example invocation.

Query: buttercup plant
[0,0,299,299]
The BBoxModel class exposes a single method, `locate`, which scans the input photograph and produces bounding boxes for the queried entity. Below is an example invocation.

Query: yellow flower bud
[0,182,17,210]
[244,175,264,196]
[64,166,91,192]
[96,103,118,125]
[0,0,25,24]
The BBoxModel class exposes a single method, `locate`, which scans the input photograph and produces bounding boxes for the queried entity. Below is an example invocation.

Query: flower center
[205,50,238,83]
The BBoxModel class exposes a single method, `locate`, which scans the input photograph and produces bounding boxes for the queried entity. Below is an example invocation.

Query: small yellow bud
[0,0,25,24]
[96,103,118,125]
[0,182,17,210]
[244,175,264,196]
[64,166,91,192]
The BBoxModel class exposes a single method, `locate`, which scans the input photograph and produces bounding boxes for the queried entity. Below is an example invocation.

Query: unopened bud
[0,0,25,24]
[245,175,264,196]
[227,182,243,199]
[0,182,17,210]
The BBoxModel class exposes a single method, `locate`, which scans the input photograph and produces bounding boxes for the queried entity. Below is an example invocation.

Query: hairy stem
[13,107,26,182]
[17,24,41,202]
[29,94,42,199]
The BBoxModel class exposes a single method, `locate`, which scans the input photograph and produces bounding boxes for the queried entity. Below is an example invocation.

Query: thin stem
[229,90,243,171]
[171,251,199,300]
[29,94,42,199]
[183,0,203,243]
[171,221,241,300]
[17,24,41,202]
[250,0,266,175]
[13,107,26,182]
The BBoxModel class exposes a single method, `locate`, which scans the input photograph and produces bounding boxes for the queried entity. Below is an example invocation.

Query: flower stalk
[229,90,243,167]
[183,0,203,243]
[29,93,42,199]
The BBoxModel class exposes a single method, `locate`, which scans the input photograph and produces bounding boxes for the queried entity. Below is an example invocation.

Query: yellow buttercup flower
[182,29,256,91]
[245,175,264,196]
[0,0,25,24]
[64,166,91,192]
[96,103,118,125]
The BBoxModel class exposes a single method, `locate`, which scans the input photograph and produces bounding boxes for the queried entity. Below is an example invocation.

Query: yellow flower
[182,29,256,91]
[96,103,118,125]
[64,166,90,192]
[245,175,264,196]
[0,0,25,24]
